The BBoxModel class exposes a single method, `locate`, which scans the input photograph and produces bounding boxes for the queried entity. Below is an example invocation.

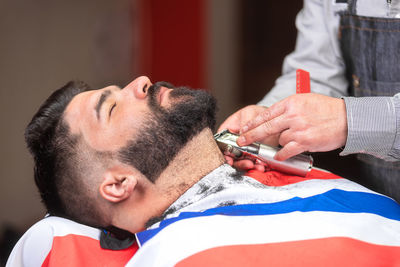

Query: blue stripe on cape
[137,189,400,245]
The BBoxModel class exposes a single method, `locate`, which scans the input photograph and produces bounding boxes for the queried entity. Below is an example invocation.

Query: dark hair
[25,81,106,227]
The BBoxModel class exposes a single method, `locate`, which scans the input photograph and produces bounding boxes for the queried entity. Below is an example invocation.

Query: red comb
[296,69,310,94]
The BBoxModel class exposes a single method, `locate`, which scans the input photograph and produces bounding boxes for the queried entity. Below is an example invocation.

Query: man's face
[64,76,216,181]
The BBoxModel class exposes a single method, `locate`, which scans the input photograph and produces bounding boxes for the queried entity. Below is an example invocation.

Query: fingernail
[237,136,246,145]
[241,126,248,133]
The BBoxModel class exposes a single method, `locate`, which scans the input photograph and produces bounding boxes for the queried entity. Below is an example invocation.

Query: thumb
[218,115,240,133]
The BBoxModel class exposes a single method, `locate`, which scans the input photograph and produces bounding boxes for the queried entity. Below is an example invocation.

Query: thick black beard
[118,82,217,182]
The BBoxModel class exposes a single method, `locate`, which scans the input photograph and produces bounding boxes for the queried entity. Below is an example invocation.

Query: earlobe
[99,170,137,203]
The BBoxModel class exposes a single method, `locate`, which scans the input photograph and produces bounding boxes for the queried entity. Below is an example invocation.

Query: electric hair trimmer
[214,129,313,177]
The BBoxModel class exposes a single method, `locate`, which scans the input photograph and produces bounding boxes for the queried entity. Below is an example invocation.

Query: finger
[238,116,289,146]
[253,163,266,172]
[224,156,234,166]
[238,106,266,132]
[278,129,292,147]
[218,113,240,133]
[241,102,285,133]
[274,141,304,161]
[233,160,255,171]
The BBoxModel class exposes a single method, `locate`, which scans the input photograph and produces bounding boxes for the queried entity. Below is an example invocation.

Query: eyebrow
[95,90,112,120]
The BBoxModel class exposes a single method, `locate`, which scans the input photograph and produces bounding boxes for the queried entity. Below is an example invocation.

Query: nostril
[143,84,148,93]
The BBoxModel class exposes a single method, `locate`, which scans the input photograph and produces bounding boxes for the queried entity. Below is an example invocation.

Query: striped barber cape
[127,164,400,266]
[6,216,138,266]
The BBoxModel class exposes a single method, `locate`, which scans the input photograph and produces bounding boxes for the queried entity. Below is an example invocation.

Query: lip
[158,87,172,106]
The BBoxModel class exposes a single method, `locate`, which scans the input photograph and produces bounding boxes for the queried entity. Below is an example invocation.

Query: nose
[124,76,152,99]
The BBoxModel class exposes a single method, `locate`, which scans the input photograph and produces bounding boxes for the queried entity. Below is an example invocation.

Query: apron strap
[348,0,357,14]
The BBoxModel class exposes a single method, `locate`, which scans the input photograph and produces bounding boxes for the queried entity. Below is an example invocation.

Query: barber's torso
[339,0,400,97]
[326,0,400,57]
[328,0,400,200]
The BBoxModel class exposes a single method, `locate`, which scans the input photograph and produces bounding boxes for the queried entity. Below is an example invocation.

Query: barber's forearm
[340,96,400,161]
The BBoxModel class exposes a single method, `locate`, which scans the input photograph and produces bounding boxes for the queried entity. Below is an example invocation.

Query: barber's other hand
[238,93,347,161]
[218,105,279,171]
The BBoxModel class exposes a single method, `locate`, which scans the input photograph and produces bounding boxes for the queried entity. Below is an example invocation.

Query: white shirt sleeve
[258,0,348,107]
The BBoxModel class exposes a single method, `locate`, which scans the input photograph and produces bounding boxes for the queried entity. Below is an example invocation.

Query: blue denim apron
[339,0,400,201]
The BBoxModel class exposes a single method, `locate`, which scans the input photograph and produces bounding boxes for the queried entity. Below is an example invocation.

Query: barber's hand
[238,93,348,161]
[218,105,279,171]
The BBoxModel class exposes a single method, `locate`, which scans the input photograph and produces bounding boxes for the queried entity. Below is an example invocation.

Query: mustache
[149,81,203,102]
[148,81,175,109]
[148,81,175,97]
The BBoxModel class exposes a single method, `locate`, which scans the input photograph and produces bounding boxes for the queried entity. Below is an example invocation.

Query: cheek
[87,104,151,151]
[109,108,149,143]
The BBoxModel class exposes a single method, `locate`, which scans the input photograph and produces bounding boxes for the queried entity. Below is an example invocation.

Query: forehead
[64,89,98,135]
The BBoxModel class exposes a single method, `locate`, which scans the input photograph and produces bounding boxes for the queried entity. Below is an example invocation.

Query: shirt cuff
[340,97,397,160]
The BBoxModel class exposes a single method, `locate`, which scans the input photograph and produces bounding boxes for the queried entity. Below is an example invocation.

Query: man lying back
[24,76,223,234]
[19,77,400,266]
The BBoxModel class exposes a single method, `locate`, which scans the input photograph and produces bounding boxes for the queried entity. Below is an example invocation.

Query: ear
[99,166,138,203]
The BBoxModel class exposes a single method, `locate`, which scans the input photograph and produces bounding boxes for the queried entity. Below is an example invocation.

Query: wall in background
[136,0,207,89]
[135,0,242,126]
[239,1,303,106]
[0,0,134,234]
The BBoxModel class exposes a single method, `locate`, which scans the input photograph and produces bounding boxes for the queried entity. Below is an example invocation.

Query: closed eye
[109,103,116,117]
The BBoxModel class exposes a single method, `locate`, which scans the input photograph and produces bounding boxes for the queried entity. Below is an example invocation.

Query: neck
[156,128,225,198]
[121,128,225,233]
[152,128,225,212]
